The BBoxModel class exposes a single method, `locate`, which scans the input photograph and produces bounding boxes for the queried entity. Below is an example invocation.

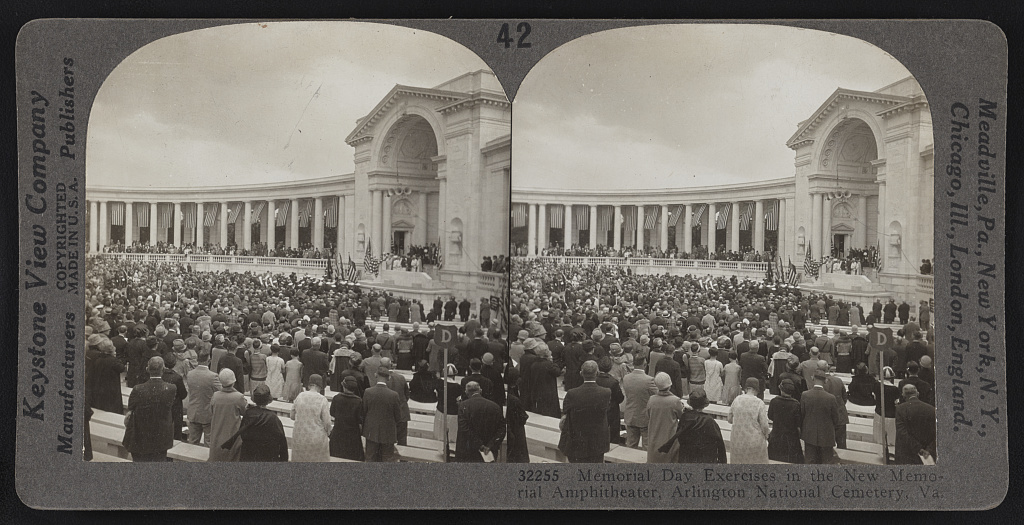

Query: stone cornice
[787,88,910,149]
[878,96,930,119]
[480,134,511,156]
[513,177,796,205]
[344,85,467,146]
[87,173,355,203]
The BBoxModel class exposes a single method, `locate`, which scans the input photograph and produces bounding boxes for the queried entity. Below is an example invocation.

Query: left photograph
[82,22,511,463]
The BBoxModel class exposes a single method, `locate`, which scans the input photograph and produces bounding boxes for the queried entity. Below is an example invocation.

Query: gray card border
[14,18,1007,510]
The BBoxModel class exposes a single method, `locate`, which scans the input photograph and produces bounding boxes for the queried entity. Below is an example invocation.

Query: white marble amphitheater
[513,77,935,305]
[86,70,511,304]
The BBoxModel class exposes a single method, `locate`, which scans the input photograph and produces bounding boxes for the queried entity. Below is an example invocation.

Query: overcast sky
[87,22,490,189]
[513,24,913,190]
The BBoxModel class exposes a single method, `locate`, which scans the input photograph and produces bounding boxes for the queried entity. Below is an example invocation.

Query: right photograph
[508,24,935,467]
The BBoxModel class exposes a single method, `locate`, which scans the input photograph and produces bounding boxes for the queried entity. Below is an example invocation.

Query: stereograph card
[14,19,1006,510]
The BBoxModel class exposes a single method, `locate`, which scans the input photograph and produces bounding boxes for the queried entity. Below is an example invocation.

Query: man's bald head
[902,384,919,399]
[581,360,599,380]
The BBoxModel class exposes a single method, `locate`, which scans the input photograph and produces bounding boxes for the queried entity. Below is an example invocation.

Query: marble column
[683,204,693,253]
[706,203,716,251]
[172,202,182,247]
[822,196,832,258]
[242,201,252,251]
[564,204,573,247]
[98,201,108,249]
[89,200,98,252]
[291,198,301,250]
[538,203,547,251]
[219,202,228,248]
[811,193,822,259]
[195,202,204,248]
[266,201,276,253]
[877,181,886,255]
[437,178,447,246]
[613,204,622,251]
[637,204,645,249]
[381,194,392,254]
[730,201,741,252]
[527,203,537,256]
[337,196,346,255]
[660,204,669,251]
[754,199,765,254]
[416,192,428,246]
[855,194,868,248]
[313,196,324,249]
[589,205,598,248]
[777,199,786,257]
[124,201,134,247]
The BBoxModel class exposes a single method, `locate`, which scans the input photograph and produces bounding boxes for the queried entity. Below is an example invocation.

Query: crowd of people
[516,242,778,263]
[83,255,510,463]
[101,241,334,259]
[507,257,935,465]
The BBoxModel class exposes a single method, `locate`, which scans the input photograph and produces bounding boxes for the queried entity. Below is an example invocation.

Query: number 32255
[518,469,559,482]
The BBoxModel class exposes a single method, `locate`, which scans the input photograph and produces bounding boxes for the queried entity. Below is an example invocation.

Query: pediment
[786,88,910,149]
[345,85,466,146]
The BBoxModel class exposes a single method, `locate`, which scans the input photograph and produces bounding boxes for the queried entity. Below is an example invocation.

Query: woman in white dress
[265,344,285,400]
[290,374,332,462]
[728,378,771,464]
[703,347,725,404]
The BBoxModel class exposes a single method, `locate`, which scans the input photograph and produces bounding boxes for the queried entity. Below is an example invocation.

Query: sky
[87,22,491,189]
[512,24,914,190]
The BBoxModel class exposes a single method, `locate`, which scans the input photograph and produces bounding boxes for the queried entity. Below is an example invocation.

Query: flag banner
[110,202,125,226]
[623,205,636,231]
[159,203,174,229]
[298,199,313,227]
[716,204,731,230]
[548,204,564,229]
[692,203,707,227]
[787,257,799,285]
[325,199,339,227]
[364,239,380,275]
[574,205,589,228]
[250,201,267,225]
[669,204,685,227]
[204,204,218,227]
[765,200,779,231]
[511,203,527,228]
[346,255,359,282]
[740,202,755,230]
[227,202,242,224]
[644,206,659,230]
[183,204,197,229]
[276,200,290,227]
[803,245,820,279]
[137,203,150,228]
[597,206,613,231]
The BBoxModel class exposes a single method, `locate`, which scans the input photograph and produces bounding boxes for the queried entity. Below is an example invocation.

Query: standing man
[380,359,411,446]
[361,368,403,462]
[124,357,178,462]
[800,371,841,464]
[895,384,937,465]
[185,350,222,446]
[455,382,505,463]
[621,366,657,450]
[557,361,611,463]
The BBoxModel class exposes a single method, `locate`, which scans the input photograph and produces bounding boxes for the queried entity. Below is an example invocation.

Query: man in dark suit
[558,361,611,463]
[300,337,330,388]
[883,299,897,324]
[898,362,934,405]
[159,353,189,441]
[739,345,768,399]
[800,371,841,464]
[380,359,411,446]
[125,357,179,461]
[455,382,505,462]
[654,347,683,398]
[217,345,246,393]
[186,350,221,445]
[517,339,542,411]
[895,384,937,465]
[361,368,403,462]
[480,353,506,407]
[595,357,626,445]
[461,359,494,403]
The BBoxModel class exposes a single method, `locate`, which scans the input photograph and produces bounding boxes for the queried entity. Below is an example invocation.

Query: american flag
[250,201,266,225]
[110,202,125,226]
[644,206,659,230]
[716,205,731,230]
[787,258,799,285]
[204,204,218,228]
[739,202,755,230]
[511,203,527,228]
[137,203,150,228]
[623,205,636,232]
[574,205,589,229]
[873,243,883,273]
[325,199,339,228]
[364,239,379,276]
[227,202,242,224]
[668,204,685,227]
[692,204,707,227]
[276,200,290,227]
[548,204,564,228]
[803,245,820,279]
[765,200,779,231]
[598,206,613,232]
[298,199,314,227]
[346,255,359,282]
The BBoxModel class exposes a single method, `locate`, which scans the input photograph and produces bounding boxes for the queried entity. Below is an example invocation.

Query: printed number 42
[497,22,532,49]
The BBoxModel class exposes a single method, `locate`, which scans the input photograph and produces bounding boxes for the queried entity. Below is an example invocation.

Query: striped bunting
[765,200,779,231]
[739,202,755,230]
[668,204,685,227]
[204,203,219,227]
[511,203,527,228]
[137,203,150,228]
[298,199,314,227]
[692,204,707,227]
[716,204,731,230]
[644,206,659,230]
[597,206,613,231]
[548,204,564,229]
[573,205,589,228]
[325,198,339,227]
[227,202,242,224]
[183,204,197,229]
[110,202,125,226]
[276,200,290,227]
[250,201,267,225]
[622,205,636,232]
[159,203,174,229]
